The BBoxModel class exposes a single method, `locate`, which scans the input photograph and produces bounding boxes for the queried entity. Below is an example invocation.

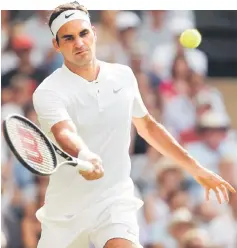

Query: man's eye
[65,37,73,41]
[80,31,88,37]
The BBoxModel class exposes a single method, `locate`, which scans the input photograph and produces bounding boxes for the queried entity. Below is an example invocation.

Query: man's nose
[74,36,84,47]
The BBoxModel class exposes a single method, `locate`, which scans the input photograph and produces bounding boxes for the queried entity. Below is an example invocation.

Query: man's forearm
[138,115,202,174]
[53,129,88,158]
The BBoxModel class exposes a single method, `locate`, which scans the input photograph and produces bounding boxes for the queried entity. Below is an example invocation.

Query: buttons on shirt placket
[96,87,103,112]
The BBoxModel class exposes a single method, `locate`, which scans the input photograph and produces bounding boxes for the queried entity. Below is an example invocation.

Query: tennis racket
[2,114,94,176]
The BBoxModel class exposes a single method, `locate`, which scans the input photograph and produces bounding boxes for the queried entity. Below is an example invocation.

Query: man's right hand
[79,158,104,180]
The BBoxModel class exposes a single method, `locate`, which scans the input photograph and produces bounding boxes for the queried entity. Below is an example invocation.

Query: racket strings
[7,118,56,174]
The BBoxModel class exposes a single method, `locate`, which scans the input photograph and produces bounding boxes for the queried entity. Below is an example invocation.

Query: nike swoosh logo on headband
[65,13,75,19]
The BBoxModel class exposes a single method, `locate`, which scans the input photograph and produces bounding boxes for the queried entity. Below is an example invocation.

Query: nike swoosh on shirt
[64,214,75,219]
[113,88,123,93]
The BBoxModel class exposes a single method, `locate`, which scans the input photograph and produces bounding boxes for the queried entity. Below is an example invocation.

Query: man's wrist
[78,148,101,162]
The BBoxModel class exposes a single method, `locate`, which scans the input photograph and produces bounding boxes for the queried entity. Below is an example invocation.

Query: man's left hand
[192,167,236,204]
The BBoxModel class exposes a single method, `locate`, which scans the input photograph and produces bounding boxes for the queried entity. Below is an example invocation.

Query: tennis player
[33,2,235,248]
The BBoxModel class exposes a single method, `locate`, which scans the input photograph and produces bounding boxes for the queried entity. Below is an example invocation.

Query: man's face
[54,19,96,67]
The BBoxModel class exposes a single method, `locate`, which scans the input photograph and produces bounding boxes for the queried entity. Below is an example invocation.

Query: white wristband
[77,148,102,163]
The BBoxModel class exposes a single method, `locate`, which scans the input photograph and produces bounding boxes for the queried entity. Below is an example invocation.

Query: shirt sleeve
[33,89,71,134]
[130,69,148,118]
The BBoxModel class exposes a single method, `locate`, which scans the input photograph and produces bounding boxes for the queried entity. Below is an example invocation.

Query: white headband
[51,10,91,37]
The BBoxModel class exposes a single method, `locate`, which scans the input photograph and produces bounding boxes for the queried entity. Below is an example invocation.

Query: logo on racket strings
[18,127,43,164]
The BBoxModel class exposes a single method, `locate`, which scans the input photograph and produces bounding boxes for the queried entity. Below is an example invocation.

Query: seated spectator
[168,208,196,248]
[147,208,196,248]
[180,228,211,248]
[130,146,162,195]
[114,11,142,66]
[159,55,191,101]
[144,157,185,225]
[207,185,237,248]
[190,72,227,116]
[23,10,63,72]
[138,11,195,62]
[1,35,48,88]
[1,10,10,52]
[21,177,48,248]
[179,73,229,146]
[193,200,225,231]
[1,20,25,75]
[151,18,207,80]
[185,110,231,175]
[167,189,192,213]
[95,10,119,62]
[10,74,36,107]
[218,157,236,185]
[161,56,196,139]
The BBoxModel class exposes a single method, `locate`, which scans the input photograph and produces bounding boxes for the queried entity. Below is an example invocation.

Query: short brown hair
[48,1,89,40]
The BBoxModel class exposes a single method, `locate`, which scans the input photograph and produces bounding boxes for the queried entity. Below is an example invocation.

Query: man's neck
[65,59,100,82]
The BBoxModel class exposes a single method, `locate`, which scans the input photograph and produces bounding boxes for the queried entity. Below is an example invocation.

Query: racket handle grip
[76,159,95,171]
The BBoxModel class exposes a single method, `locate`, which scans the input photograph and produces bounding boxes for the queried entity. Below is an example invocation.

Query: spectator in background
[161,55,196,139]
[147,208,196,248]
[128,40,156,111]
[115,11,141,66]
[207,185,237,248]
[168,208,196,248]
[129,42,161,159]
[138,11,195,62]
[130,145,161,196]
[167,189,191,213]
[180,229,211,248]
[151,18,207,80]
[1,35,48,88]
[144,157,185,226]
[179,72,228,145]
[10,74,35,107]
[1,86,14,106]
[1,20,25,74]
[191,72,227,116]
[1,10,10,52]
[23,10,63,72]
[159,55,192,101]
[193,200,225,231]
[218,157,237,185]
[1,9,237,248]
[95,10,119,62]
[186,111,231,175]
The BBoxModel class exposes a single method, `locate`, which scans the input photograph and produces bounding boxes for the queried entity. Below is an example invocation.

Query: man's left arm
[129,67,235,203]
[132,114,235,203]
[133,114,201,174]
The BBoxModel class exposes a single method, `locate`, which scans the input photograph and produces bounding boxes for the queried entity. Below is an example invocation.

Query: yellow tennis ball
[179,29,202,49]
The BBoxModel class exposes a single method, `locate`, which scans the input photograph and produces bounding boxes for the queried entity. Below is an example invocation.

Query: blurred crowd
[1,10,237,248]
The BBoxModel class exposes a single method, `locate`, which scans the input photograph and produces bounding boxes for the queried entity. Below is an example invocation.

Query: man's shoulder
[34,67,63,91]
[33,68,65,101]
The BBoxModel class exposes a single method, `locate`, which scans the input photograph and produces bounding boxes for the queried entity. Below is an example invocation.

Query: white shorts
[37,196,143,248]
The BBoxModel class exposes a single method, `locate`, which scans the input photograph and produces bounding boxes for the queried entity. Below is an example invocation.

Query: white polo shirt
[33,60,147,218]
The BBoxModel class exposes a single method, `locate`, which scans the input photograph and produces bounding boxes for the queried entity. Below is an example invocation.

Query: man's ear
[52,38,60,52]
[91,26,97,42]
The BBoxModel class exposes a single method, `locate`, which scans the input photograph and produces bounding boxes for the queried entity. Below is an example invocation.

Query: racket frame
[3,114,94,176]
[3,114,61,176]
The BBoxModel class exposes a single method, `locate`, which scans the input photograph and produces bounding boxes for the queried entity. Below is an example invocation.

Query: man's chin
[74,55,93,66]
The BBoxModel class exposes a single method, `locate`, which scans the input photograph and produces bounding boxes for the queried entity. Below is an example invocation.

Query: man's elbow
[136,114,156,138]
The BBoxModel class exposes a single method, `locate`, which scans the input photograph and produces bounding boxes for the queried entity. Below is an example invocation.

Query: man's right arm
[33,89,89,157]
[33,89,104,180]
[51,120,88,158]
